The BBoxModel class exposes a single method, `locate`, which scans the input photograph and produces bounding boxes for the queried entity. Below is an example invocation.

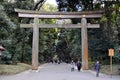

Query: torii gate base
[15,9,102,70]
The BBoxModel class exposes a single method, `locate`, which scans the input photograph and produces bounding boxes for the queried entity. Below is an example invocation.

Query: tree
[0,0,120,64]
[55,0,120,63]
[0,3,18,64]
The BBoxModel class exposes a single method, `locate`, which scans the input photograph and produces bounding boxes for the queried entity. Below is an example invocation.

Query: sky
[46,0,57,5]
[34,0,57,6]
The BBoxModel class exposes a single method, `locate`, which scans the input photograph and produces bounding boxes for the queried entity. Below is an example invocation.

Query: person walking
[94,61,101,77]
[70,60,75,72]
[77,61,81,71]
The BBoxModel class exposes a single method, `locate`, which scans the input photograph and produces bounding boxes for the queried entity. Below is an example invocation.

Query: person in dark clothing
[77,61,81,71]
[94,61,101,77]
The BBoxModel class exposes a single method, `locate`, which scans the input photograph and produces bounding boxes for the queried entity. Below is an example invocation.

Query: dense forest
[0,0,120,65]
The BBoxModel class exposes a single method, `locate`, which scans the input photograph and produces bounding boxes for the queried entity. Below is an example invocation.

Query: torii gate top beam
[15,9,103,19]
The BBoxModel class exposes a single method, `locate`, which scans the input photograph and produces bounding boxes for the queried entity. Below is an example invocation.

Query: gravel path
[0,63,119,80]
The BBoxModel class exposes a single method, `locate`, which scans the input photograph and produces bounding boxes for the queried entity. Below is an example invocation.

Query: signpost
[108,48,114,77]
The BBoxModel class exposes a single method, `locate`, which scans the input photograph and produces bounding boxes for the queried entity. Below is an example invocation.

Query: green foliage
[56,0,120,63]
[114,44,120,60]
[41,3,58,12]
[1,51,11,64]
[0,0,120,65]
[0,1,34,64]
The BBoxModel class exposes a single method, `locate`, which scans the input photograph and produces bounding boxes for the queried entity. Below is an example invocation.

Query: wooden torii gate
[15,9,102,70]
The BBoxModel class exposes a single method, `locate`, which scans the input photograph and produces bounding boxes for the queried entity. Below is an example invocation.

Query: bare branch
[33,0,47,11]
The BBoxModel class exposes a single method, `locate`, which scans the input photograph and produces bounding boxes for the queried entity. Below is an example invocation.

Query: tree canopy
[0,0,120,64]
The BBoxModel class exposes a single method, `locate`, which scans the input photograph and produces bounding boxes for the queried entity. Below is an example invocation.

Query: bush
[114,44,120,62]
[1,51,12,64]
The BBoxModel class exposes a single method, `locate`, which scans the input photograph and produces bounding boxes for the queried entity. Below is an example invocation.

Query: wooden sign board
[108,49,114,56]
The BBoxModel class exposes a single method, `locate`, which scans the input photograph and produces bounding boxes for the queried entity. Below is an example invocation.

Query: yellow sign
[108,49,114,56]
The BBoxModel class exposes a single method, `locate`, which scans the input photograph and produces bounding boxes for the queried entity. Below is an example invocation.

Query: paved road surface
[0,63,120,80]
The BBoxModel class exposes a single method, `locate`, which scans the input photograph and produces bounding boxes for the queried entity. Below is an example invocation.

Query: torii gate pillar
[32,17,39,70]
[81,17,88,70]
